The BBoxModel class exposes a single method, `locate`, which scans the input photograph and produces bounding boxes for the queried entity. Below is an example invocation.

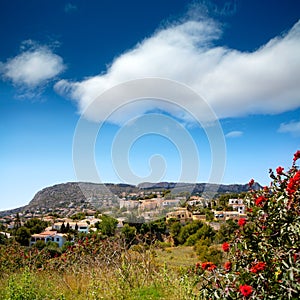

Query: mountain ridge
[0,181,261,216]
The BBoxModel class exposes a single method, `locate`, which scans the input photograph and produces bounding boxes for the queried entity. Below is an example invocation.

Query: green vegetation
[0,151,299,299]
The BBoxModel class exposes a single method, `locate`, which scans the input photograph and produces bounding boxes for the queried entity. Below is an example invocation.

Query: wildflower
[201,262,216,271]
[293,150,300,162]
[224,261,231,271]
[250,261,266,273]
[276,166,284,175]
[239,285,253,297]
[248,179,255,187]
[238,218,246,227]
[255,196,267,207]
[222,242,230,252]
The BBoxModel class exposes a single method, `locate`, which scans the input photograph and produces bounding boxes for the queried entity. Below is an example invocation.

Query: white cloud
[225,131,243,138]
[278,120,300,136]
[64,3,77,13]
[55,17,300,125]
[1,44,65,89]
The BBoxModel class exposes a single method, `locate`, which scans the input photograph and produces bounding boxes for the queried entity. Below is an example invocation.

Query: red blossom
[224,261,231,271]
[294,253,298,262]
[240,285,253,297]
[222,242,230,252]
[255,196,267,207]
[238,218,247,227]
[248,179,255,187]
[293,150,300,162]
[249,261,266,273]
[276,166,284,175]
[287,171,300,195]
[201,261,217,271]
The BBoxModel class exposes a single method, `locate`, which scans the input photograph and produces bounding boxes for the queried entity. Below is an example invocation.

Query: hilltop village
[0,187,247,248]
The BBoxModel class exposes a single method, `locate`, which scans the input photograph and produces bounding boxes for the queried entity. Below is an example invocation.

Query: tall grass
[0,243,199,300]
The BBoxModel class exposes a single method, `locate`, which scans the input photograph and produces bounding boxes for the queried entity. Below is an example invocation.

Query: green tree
[121,224,137,245]
[15,226,31,246]
[0,233,7,245]
[71,212,86,220]
[33,239,46,250]
[177,221,203,245]
[96,215,118,236]
[60,222,66,233]
[185,223,215,246]
[14,213,22,232]
[168,220,182,245]
[66,222,70,233]
[24,218,48,234]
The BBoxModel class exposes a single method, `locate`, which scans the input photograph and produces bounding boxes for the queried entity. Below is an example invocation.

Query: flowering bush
[197,151,300,299]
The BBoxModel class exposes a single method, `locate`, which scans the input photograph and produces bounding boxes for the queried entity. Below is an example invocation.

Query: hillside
[0,181,260,216]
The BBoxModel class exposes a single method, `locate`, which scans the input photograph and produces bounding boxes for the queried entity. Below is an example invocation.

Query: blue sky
[0,0,300,210]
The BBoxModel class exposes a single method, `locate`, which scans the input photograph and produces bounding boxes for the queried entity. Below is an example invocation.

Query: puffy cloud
[225,131,243,138]
[278,120,300,136]
[55,18,300,125]
[1,43,65,89]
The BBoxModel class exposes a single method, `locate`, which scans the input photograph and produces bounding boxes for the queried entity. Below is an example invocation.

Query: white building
[228,199,246,215]
[162,199,180,207]
[30,231,67,248]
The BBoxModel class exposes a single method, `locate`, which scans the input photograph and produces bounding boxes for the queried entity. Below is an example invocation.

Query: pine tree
[60,222,66,233]
[66,222,70,233]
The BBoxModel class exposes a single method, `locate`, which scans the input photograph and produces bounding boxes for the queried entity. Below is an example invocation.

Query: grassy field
[154,246,199,268]
[0,246,200,300]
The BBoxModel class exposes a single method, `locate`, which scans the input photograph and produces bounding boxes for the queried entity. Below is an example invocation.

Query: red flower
[255,196,267,207]
[293,253,298,262]
[248,179,255,187]
[224,261,231,271]
[201,262,216,271]
[222,242,230,252]
[238,218,247,227]
[250,261,266,273]
[287,171,300,195]
[276,166,284,175]
[240,285,253,297]
[293,150,300,162]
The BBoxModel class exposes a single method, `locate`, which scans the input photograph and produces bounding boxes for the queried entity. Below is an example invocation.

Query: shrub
[197,151,300,299]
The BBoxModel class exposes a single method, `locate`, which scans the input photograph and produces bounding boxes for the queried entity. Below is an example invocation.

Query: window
[56,238,59,242]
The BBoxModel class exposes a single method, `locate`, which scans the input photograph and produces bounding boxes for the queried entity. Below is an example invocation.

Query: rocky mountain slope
[0,181,260,215]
